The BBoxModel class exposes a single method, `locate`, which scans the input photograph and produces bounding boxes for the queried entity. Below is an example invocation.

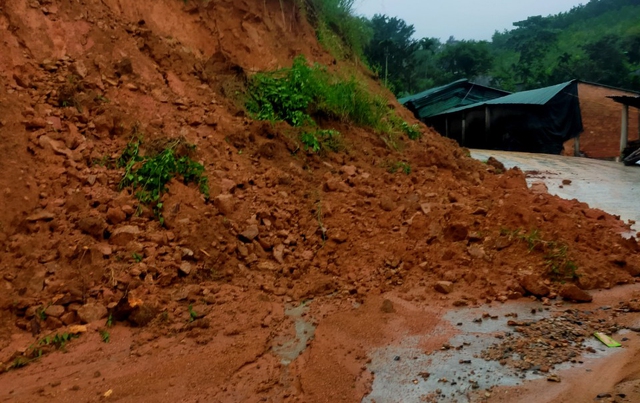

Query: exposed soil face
[1,1,639,402]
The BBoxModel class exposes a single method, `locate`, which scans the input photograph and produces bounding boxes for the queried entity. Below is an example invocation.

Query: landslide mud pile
[0,0,639,389]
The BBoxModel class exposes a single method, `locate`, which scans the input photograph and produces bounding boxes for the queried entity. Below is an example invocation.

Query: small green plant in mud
[118,136,209,225]
[520,229,542,252]
[39,332,78,350]
[507,228,579,282]
[385,160,411,175]
[188,304,198,322]
[400,121,421,140]
[106,314,114,328]
[545,243,579,281]
[132,252,143,263]
[300,129,343,153]
[99,329,111,343]
[3,332,82,372]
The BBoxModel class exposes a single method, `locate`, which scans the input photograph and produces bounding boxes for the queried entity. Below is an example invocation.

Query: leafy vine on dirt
[118,137,209,224]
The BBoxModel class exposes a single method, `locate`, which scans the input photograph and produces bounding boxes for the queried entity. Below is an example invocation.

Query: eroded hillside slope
[0,1,638,401]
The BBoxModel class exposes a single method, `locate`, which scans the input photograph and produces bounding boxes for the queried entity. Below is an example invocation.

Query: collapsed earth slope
[0,1,639,402]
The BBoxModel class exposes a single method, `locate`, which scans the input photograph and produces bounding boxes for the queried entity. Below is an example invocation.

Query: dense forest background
[314,0,640,96]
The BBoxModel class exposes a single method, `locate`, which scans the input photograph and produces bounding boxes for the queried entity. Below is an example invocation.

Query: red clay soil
[0,1,639,402]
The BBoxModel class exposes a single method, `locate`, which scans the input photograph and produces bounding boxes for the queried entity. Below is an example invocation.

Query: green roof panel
[432,80,576,117]
[400,79,510,119]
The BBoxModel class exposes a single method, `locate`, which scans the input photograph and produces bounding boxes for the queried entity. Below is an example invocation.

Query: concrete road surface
[470,150,640,235]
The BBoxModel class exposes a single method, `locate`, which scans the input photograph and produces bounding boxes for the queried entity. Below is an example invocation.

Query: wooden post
[445,117,449,138]
[621,104,629,158]
[461,113,466,147]
[574,135,580,157]
[484,106,490,147]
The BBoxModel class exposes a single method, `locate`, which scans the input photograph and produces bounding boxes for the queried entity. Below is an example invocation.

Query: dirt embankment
[0,1,639,402]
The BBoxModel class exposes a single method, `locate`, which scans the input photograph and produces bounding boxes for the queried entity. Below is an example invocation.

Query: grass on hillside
[246,55,421,151]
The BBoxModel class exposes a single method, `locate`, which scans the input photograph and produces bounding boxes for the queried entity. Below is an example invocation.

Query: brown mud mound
[0,1,639,402]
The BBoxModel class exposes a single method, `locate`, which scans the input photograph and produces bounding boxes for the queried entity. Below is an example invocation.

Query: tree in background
[436,40,493,83]
[308,0,640,97]
[364,15,418,94]
[506,16,560,88]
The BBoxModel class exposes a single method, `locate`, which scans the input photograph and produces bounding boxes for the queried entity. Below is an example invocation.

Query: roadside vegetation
[245,55,421,151]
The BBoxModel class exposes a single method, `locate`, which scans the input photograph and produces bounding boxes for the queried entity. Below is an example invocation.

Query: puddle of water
[363,301,620,403]
[272,302,316,365]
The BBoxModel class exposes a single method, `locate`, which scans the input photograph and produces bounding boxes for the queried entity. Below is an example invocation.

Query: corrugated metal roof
[486,81,574,105]
[400,79,510,119]
[432,80,576,117]
[398,79,468,105]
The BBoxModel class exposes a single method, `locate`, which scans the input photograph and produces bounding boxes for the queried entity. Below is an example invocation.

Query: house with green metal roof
[399,79,510,121]
[402,80,584,155]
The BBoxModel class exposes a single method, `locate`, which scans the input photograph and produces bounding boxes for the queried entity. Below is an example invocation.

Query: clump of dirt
[0,0,639,401]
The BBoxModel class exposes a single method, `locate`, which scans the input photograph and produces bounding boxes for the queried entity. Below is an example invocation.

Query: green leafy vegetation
[39,332,78,350]
[354,0,640,96]
[132,252,143,263]
[188,304,198,322]
[385,160,411,175]
[246,55,420,150]
[4,331,84,372]
[300,129,343,153]
[118,137,209,225]
[99,329,110,343]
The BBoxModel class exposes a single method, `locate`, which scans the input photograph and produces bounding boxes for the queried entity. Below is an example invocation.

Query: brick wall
[563,83,640,159]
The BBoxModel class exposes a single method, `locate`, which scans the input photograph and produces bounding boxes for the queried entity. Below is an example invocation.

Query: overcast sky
[353,0,586,41]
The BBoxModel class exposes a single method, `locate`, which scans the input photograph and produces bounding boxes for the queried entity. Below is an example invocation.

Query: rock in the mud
[519,275,550,298]
[214,194,235,215]
[547,374,561,383]
[530,181,548,195]
[179,262,193,276]
[26,118,47,130]
[109,225,140,246]
[273,244,285,264]
[381,299,395,313]
[60,312,77,325]
[444,223,469,242]
[467,245,486,259]
[340,165,357,177]
[486,157,506,173]
[78,216,107,238]
[26,210,55,222]
[559,284,593,303]
[434,281,454,294]
[323,178,347,192]
[45,305,65,318]
[72,60,88,78]
[239,225,259,243]
[379,196,396,212]
[128,305,159,327]
[330,230,348,244]
[106,207,127,225]
[77,303,107,324]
